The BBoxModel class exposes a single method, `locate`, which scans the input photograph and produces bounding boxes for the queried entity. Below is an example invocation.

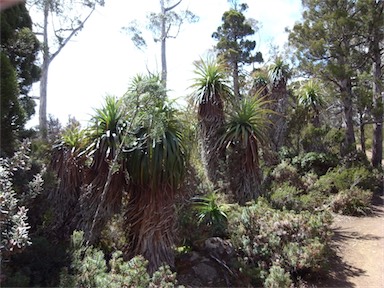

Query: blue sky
[27,0,302,127]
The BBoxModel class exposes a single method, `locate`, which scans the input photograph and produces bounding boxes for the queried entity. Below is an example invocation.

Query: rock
[203,237,234,260]
[192,262,218,283]
[176,238,238,287]
[176,250,233,287]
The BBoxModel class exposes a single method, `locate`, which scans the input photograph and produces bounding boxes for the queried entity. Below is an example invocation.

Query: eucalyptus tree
[218,96,271,205]
[212,2,263,99]
[28,0,104,139]
[191,57,232,187]
[125,0,198,88]
[288,0,363,153]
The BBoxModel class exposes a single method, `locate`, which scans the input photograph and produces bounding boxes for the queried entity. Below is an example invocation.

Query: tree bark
[160,0,167,88]
[233,61,240,99]
[368,0,383,169]
[159,0,182,89]
[340,78,356,154]
[39,0,49,139]
[358,110,366,154]
[372,57,383,168]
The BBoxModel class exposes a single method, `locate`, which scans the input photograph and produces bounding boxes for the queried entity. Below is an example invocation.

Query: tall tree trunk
[161,36,167,88]
[371,50,383,168]
[369,0,383,168]
[160,0,167,88]
[340,78,356,154]
[359,110,366,154]
[39,0,49,139]
[371,3,384,168]
[233,61,240,99]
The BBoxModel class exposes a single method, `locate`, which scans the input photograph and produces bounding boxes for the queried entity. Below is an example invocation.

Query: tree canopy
[0,3,40,156]
[212,3,263,98]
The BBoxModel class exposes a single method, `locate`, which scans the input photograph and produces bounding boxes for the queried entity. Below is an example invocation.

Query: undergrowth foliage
[60,231,179,288]
[192,192,228,235]
[0,140,44,267]
[228,199,333,286]
[0,159,31,257]
[312,166,379,216]
[268,160,379,216]
[330,188,373,216]
[264,263,292,288]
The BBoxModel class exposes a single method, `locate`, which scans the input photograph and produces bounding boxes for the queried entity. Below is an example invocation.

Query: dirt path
[317,193,384,287]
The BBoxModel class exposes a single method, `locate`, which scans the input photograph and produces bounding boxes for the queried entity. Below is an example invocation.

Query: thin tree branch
[322,73,342,90]
[165,0,182,12]
[49,6,96,63]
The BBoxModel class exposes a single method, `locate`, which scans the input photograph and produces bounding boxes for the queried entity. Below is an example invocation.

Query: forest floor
[315,191,384,288]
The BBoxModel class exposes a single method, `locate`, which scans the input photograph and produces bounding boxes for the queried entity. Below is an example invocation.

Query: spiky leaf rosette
[297,79,325,126]
[266,57,290,151]
[190,57,232,186]
[124,105,187,273]
[77,95,128,243]
[50,124,89,236]
[219,96,271,204]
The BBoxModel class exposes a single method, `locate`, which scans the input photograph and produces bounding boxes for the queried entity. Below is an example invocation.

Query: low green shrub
[271,161,304,188]
[314,166,379,194]
[298,190,328,212]
[269,163,379,216]
[278,146,297,162]
[330,188,373,216]
[341,150,370,168]
[228,199,333,285]
[264,263,292,288]
[292,152,338,176]
[323,128,345,154]
[99,214,126,254]
[270,183,303,211]
[177,192,229,247]
[300,124,327,153]
[270,182,328,212]
[60,231,179,288]
[176,202,201,246]
[193,192,228,229]
[301,172,318,190]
